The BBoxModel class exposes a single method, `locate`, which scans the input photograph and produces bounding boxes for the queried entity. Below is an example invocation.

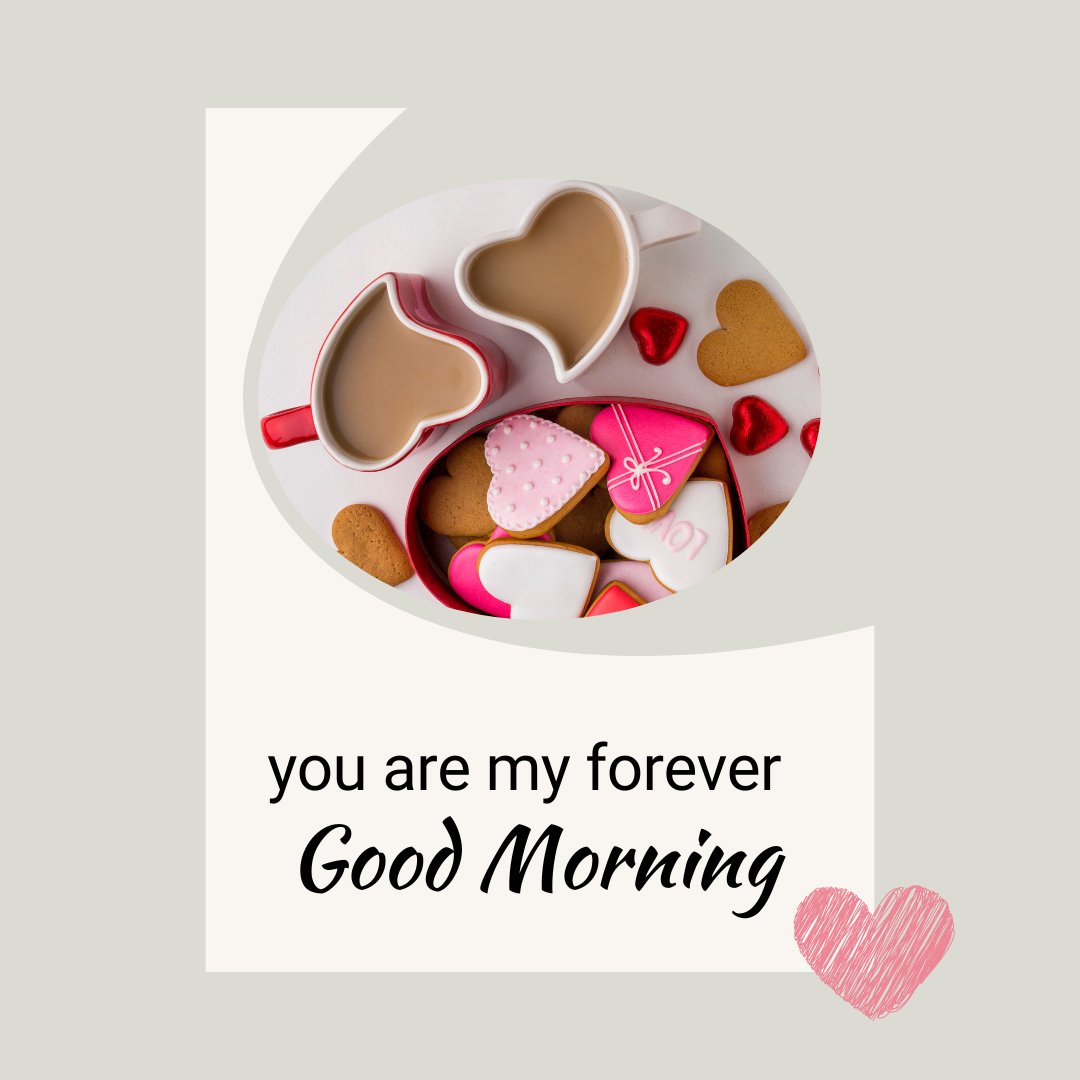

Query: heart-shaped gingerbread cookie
[419,436,497,537]
[697,280,807,386]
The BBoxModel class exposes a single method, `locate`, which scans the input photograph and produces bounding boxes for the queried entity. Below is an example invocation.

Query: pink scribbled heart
[794,886,954,1020]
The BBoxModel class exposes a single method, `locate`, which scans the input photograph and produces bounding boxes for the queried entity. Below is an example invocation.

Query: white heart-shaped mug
[454,181,700,385]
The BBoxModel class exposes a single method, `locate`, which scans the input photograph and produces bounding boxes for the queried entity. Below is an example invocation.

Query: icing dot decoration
[483,413,608,536]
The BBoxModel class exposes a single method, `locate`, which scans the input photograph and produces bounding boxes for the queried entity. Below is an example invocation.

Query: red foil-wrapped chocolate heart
[801,418,820,457]
[629,307,689,365]
[729,396,789,456]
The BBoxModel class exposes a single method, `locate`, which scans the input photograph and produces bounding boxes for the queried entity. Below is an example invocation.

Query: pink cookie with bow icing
[447,527,551,616]
[590,403,713,523]
[484,414,609,538]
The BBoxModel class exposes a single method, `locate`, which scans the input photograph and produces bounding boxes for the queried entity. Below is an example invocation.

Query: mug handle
[261,404,318,449]
[631,204,701,249]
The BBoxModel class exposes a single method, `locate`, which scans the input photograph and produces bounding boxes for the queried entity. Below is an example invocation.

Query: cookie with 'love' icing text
[590,403,712,525]
[605,479,732,592]
[484,414,609,539]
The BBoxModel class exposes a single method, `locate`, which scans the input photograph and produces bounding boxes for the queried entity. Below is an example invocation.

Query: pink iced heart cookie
[447,527,551,616]
[484,414,609,538]
[477,540,599,619]
[590,403,712,524]
[448,539,510,617]
[794,886,955,1020]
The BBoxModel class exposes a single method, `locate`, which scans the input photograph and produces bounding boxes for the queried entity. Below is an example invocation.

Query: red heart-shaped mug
[260,272,506,472]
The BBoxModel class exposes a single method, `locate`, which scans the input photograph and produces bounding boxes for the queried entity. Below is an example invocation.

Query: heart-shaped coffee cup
[260,272,505,472]
[454,182,700,385]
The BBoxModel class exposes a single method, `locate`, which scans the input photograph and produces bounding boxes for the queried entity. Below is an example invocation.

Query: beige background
[7,2,1076,1075]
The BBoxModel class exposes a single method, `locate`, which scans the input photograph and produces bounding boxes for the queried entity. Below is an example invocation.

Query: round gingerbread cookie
[331,505,413,586]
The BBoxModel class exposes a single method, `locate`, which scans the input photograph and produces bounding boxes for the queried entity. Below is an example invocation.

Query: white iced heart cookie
[477,541,600,620]
[605,479,732,592]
